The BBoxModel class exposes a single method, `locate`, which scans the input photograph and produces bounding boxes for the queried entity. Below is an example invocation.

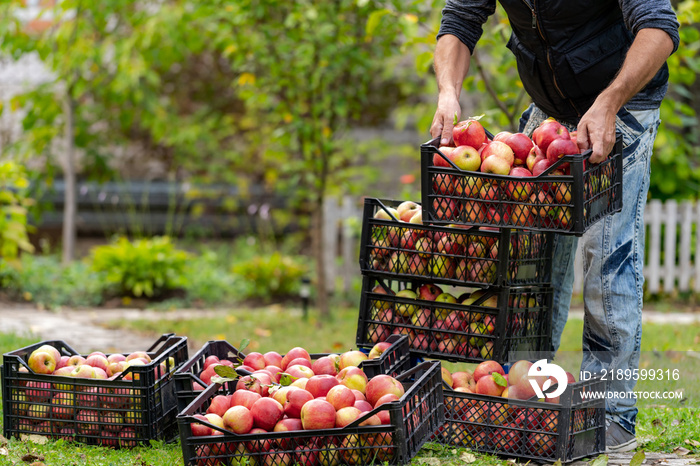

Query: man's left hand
[576,99,618,164]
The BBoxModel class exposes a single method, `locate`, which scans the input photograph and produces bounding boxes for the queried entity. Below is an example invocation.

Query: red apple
[473,360,505,382]
[300,399,336,430]
[281,347,312,370]
[285,388,314,418]
[311,355,339,376]
[250,397,284,431]
[532,119,569,154]
[416,283,442,301]
[326,384,356,411]
[505,132,534,166]
[336,366,368,394]
[231,389,261,410]
[306,374,340,398]
[453,119,487,148]
[365,375,405,407]
[339,350,368,370]
[396,201,421,222]
[546,136,579,165]
[335,406,362,428]
[223,405,254,434]
[451,145,482,171]
[242,352,267,371]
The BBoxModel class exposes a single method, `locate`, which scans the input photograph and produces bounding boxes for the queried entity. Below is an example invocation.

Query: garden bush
[90,236,189,298]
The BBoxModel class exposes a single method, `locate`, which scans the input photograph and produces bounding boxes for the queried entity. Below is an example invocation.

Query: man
[430,0,680,453]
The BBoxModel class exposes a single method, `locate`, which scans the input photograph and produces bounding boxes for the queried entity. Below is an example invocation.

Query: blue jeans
[519,103,660,435]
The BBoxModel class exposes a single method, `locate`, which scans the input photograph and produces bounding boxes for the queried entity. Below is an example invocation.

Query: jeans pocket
[617,108,659,169]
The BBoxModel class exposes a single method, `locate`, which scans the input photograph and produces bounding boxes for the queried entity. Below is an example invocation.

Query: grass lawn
[0,307,698,465]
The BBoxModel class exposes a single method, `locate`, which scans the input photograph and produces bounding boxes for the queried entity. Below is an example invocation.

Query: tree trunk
[61,94,76,265]
[312,202,329,319]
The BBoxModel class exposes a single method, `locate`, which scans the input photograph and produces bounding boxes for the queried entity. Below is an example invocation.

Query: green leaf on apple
[453,112,459,126]
[239,339,250,353]
[492,372,507,388]
[278,373,298,386]
[213,365,237,381]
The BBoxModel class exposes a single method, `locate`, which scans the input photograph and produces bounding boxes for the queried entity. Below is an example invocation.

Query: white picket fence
[323,197,700,296]
[574,199,700,294]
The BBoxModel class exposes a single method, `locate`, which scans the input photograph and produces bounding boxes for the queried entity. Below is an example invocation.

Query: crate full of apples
[356,276,552,365]
[434,360,605,463]
[420,118,622,235]
[174,334,414,412]
[1,334,188,446]
[360,197,554,287]
[177,357,444,466]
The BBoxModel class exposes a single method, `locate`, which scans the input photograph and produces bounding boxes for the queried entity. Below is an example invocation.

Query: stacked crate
[353,132,623,463]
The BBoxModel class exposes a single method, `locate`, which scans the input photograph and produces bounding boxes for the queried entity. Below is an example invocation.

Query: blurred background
[0,0,698,318]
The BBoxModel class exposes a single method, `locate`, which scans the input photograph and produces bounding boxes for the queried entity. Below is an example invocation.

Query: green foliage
[652,0,700,199]
[232,252,308,301]
[0,161,35,264]
[181,249,249,306]
[0,254,103,308]
[90,236,189,298]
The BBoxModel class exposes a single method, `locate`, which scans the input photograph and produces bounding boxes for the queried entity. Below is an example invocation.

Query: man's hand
[576,98,618,164]
[577,28,674,164]
[431,34,471,146]
[430,96,462,146]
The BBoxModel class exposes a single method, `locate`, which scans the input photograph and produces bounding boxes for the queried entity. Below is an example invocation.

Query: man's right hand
[430,96,462,146]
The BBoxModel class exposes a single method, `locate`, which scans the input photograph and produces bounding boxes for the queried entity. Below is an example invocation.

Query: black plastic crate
[177,361,444,466]
[1,334,188,446]
[174,334,414,412]
[360,198,554,287]
[420,135,623,236]
[435,377,605,463]
[355,276,553,364]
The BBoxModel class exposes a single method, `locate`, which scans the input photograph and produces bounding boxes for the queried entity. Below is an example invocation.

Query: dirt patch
[0,303,228,354]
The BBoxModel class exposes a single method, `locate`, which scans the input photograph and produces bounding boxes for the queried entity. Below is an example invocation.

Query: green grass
[105,305,362,354]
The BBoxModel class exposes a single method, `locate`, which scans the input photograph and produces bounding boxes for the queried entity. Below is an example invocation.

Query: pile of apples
[190,343,408,464]
[12,344,172,446]
[438,360,577,456]
[431,118,581,228]
[370,200,537,283]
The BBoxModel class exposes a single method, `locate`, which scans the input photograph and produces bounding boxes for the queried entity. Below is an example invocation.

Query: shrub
[90,236,189,298]
[182,249,250,306]
[232,252,308,301]
[0,255,103,308]
[0,161,35,264]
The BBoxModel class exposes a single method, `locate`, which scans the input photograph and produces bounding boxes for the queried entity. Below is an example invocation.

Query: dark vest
[499,0,669,122]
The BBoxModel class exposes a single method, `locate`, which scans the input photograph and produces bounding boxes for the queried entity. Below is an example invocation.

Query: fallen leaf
[671,419,682,426]
[588,454,609,466]
[26,435,48,445]
[630,451,645,466]
[0,447,7,456]
[685,439,700,447]
[254,328,271,337]
[460,451,476,463]
[0,434,7,446]
[552,460,563,466]
[416,458,441,466]
[673,446,690,456]
[651,418,664,427]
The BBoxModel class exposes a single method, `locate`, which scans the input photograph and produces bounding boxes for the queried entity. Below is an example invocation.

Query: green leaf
[239,339,250,353]
[493,372,507,388]
[213,365,238,380]
[366,9,390,37]
[278,373,298,386]
[588,454,609,466]
[629,451,645,466]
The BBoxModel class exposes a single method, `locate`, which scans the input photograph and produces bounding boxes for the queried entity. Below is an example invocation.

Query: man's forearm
[595,28,675,113]
[434,35,472,101]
